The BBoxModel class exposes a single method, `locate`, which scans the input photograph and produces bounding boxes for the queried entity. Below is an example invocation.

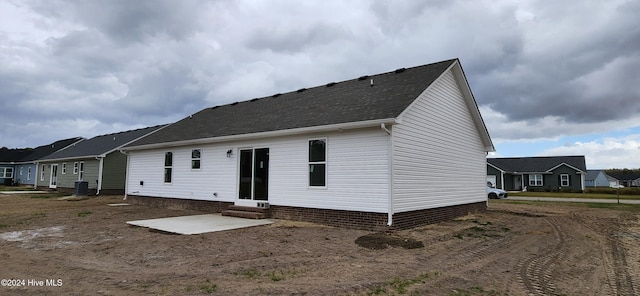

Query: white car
[487,186,508,199]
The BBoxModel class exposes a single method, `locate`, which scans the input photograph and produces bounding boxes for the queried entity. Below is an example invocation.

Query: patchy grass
[449,286,505,296]
[77,211,92,217]
[453,219,507,240]
[199,279,217,294]
[234,268,301,282]
[494,199,640,213]
[366,272,441,295]
[235,268,260,279]
[0,185,37,191]
[29,192,69,199]
[509,191,640,200]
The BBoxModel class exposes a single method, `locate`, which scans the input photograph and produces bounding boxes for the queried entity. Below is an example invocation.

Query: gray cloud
[1,0,639,149]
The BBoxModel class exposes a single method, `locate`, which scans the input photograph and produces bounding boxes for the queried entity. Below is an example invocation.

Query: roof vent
[326,82,337,87]
[272,93,281,98]
[297,88,306,93]
[358,75,369,81]
[395,68,406,73]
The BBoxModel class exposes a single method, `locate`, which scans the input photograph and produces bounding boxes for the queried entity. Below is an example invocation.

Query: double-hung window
[529,174,543,186]
[27,167,32,180]
[78,162,84,181]
[40,165,45,181]
[191,149,201,170]
[309,139,326,187]
[164,152,173,183]
[61,163,67,174]
[73,162,79,174]
[0,167,13,178]
[560,174,570,187]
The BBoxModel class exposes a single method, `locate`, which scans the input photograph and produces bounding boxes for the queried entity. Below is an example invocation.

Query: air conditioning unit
[256,202,270,209]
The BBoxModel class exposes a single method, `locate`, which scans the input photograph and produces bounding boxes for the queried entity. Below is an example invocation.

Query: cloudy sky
[1,0,639,168]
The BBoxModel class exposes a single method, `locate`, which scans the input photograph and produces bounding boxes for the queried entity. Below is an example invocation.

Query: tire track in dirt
[571,213,638,296]
[516,217,567,296]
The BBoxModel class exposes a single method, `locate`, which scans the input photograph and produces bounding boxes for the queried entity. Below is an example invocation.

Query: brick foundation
[271,202,486,231]
[126,195,486,231]
[126,195,232,212]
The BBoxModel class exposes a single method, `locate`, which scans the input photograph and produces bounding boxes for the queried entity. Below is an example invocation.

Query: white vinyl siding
[392,69,487,212]
[126,128,390,213]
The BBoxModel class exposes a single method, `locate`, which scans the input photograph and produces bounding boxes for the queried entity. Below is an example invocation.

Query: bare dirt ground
[1,193,639,296]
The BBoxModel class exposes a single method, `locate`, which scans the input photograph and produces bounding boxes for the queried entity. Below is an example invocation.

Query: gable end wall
[392,68,487,212]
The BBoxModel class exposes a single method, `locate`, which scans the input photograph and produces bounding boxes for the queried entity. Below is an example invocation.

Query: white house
[122,59,494,230]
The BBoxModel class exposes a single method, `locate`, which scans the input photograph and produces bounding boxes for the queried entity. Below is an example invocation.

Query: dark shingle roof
[21,137,84,161]
[39,126,165,161]
[127,59,458,148]
[488,156,587,173]
[0,148,32,162]
[0,137,83,163]
[605,169,640,181]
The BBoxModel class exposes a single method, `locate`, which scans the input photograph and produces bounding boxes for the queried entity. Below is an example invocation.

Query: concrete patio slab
[126,214,273,235]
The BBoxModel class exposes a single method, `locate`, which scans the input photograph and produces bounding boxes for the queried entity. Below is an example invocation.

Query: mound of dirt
[355,232,424,250]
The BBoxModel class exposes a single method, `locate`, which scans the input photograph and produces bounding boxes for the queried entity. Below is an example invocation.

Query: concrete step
[222,210,265,219]
[227,205,270,213]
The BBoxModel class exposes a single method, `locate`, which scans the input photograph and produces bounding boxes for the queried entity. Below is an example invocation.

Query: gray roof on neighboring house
[487,156,587,173]
[39,125,165,161]
[0,137,83,163]
[585,170,603,180]
[21,137,84,162]
[127,59,466,148]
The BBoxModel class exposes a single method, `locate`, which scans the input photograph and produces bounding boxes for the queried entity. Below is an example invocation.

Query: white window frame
[20,167,24,176]
[61,163,67,174]
[73,162,79,174]
[164,152,173,184]
[191,149,201,170]
[560,174,570,187]
[308,138,327,188]
[78,162,84,181]
[27,167,32,180]
[40,165,46,181]
[529,174,543,186]
[1,167,13,178]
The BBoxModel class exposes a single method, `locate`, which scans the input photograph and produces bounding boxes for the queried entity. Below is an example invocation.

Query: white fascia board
[122,118,398,151]
[450,61,495,152]
[487,162,505,173]
[546,162,585,173]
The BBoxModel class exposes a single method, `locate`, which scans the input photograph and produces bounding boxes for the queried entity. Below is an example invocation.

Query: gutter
[381,123,393,227]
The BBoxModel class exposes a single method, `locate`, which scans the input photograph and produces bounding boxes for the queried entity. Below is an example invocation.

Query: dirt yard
[0,193,638,295]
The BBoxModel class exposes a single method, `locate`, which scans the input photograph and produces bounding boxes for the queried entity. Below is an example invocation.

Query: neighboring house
[13,138,84,186]
[122,59,495,230]
[585,170,619,187]
[605,169,640,187]
[0,147,31,185]
[37,126,165,195]
[487,156,586,192]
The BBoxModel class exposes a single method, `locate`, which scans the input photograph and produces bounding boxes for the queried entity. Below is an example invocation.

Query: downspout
[381,123,393,227]
[120,150,129,200]
[96,156,104,195]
